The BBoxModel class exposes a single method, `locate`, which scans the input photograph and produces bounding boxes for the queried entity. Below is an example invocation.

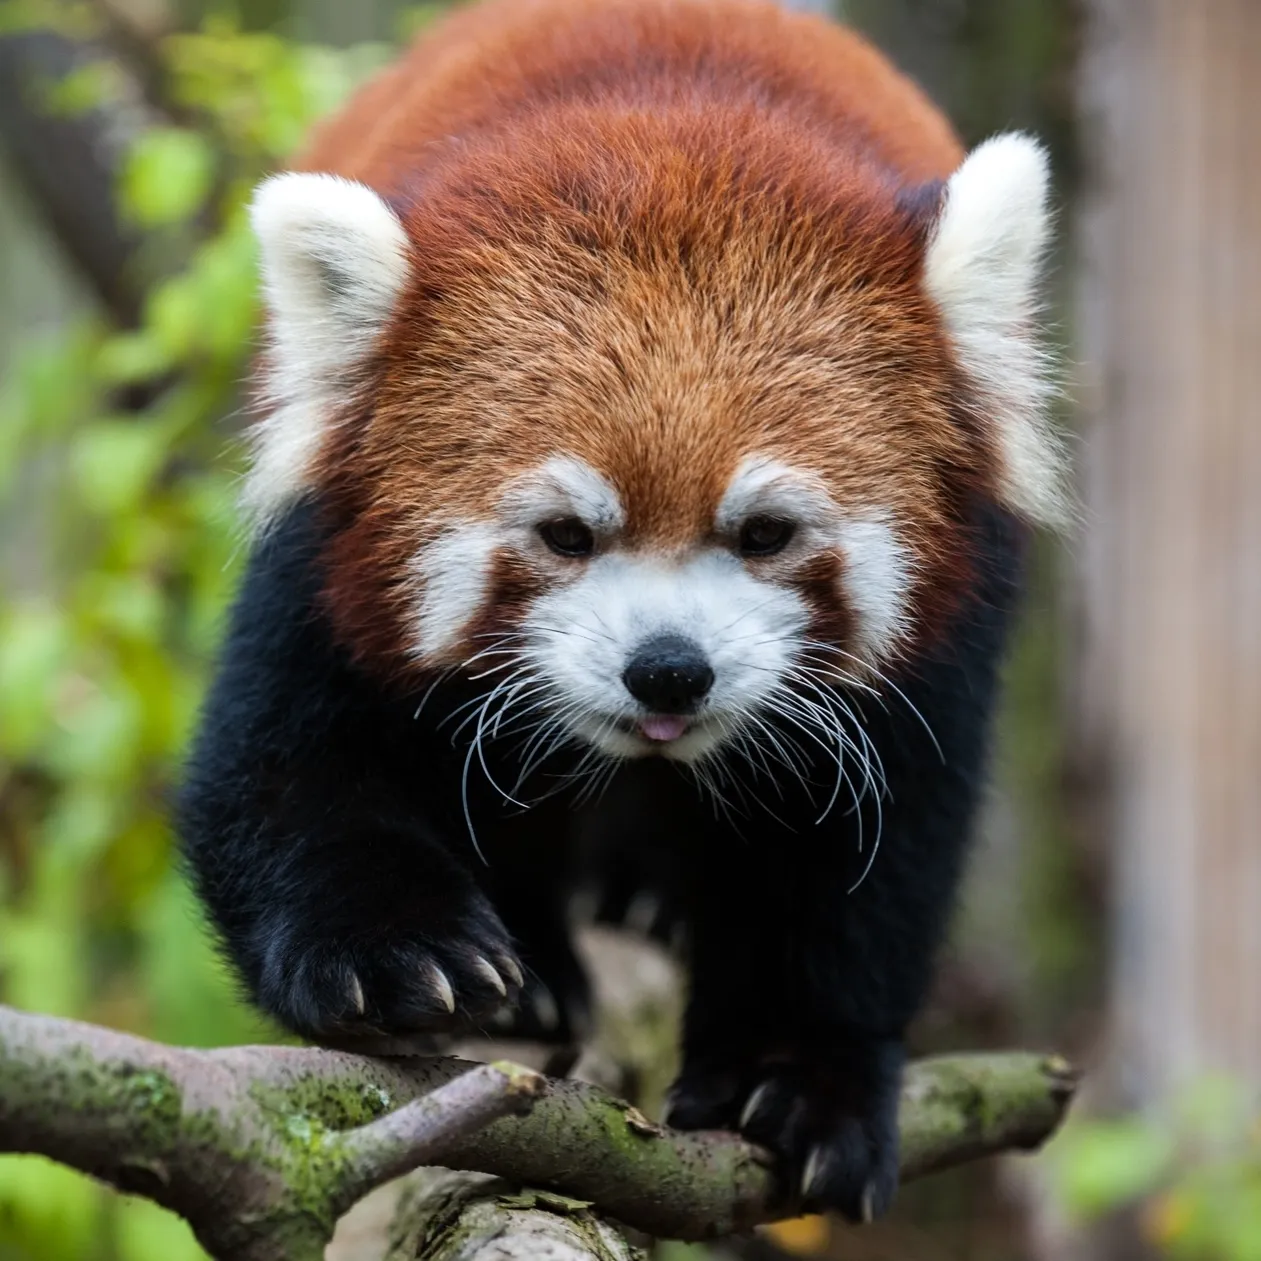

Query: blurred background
[1,0,1258,1258]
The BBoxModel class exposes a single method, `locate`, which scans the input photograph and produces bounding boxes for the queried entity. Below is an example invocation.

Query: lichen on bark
[0,992,1078,1260]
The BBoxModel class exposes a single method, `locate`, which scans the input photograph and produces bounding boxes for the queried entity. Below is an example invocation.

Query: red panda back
[297,0,963,190]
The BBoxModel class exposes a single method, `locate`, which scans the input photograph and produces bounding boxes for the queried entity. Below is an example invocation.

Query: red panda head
[243,119,1063,766]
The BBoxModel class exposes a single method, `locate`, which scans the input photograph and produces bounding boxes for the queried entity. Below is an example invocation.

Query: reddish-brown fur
[289,0,994,673]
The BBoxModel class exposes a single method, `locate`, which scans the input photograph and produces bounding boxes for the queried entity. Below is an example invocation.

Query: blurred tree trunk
[1050,6,1261,1254]
[0,30,154,327]
[1074,0,1261,1110]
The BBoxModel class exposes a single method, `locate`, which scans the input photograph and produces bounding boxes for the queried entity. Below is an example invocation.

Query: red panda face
[397,452,914,763]
[244,125,1063,765]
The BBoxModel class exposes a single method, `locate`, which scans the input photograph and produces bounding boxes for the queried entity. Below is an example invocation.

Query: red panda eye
[538,517,596,557]
[738,516,796,557]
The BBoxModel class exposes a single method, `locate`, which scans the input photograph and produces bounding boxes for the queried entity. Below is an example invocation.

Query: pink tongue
[639,715,691,743]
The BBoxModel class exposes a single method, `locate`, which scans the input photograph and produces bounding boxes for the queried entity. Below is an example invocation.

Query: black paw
[665,1041,904,1223]
[255,893,524,1045]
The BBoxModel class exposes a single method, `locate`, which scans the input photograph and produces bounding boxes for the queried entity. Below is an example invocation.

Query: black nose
[622,635,715,713]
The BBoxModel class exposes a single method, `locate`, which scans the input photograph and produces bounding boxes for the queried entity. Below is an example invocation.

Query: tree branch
[332,1061,547,1214]
[0,27,156,326]
[374,1170,649,1261]
[0,1003,1077,1261]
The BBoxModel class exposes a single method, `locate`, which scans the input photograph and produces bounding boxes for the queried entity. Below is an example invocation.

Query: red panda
[178,0,1064,1225]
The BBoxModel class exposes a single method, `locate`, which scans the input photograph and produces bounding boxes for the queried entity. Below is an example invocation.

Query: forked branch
[0,1003,1077,1261]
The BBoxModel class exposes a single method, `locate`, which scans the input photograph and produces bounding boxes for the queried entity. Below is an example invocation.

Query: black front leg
[181,780,525,1049]
[479,791,592,1044]
[667,511,1018,1219]
[666,782,972,1222]
[176,501,527,1050]
[249,818,524,1047]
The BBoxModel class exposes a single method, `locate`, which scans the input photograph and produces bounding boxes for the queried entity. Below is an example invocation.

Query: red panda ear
[924,133,1069,530]
[243,173,411,525]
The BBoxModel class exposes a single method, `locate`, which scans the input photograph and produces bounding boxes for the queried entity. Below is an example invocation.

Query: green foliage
[1046,1079,1261,1260]
[37,58,129,116]
[165,19,394,163]
[1052,1114,1178,1219]
[0,5,436,1258]
[121,128,217,229]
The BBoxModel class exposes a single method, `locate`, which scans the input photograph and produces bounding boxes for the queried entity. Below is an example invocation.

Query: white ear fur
[243,172,411,524]
[925,133,1068,529]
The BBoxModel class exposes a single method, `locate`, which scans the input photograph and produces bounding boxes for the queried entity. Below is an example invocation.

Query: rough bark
[379,1172,649,1261]
[0,1001,1077,1261]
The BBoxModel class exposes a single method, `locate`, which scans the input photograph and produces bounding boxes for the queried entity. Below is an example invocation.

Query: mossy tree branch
[0,1003,1077,1261]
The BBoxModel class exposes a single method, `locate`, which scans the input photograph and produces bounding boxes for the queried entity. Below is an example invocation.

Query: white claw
[801,1146,827,1198]
[473,955,507,997]
[347,971,365,1016]
[739,1082,774,1130]
[861,1181,877,1224]
[429,965,456,1014]
[532,986,560,1031]
[499,955,525,989]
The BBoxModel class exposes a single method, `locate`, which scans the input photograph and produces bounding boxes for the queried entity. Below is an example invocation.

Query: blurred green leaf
[0,1158,103,1259]
[140,870,275,1048]
[72,420,173,516]
[1173,1076,1252,1147]
[0,602,71,758]
[41,786,119,865]
[43,673,143,783]
[1050,1116,1176,1220]
[3,904,88,1017]
[0,0,61,34]
[38,59,125,117]
[120,128,216,229]
[6,325,98,442]
[112,1196,210,1261]
[96,330,177,386]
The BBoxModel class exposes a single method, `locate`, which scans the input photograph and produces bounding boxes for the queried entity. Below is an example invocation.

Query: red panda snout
[405,453,915,765]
